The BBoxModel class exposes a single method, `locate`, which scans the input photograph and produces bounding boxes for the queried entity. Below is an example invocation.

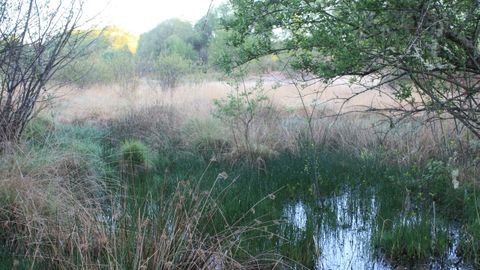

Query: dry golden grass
[50,77,478,166]
[0,144,107,268]
[51,76,398,124]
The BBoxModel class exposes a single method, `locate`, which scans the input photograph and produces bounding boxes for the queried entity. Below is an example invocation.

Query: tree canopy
[99,26,139,53]
[137,19,197,61]
[226,0,480,138]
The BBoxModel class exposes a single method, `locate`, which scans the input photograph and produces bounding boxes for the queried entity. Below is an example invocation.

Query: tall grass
[0,141,106,269]
[0,120,293,269]
[2,79,480,268]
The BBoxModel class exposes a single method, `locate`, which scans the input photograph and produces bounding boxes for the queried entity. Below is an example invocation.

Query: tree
[101,26,138,53]
[164,35,198,61]
[226,0,480,138]
[194,5,225,65]
[208,29,243,72]
[56,27,138,89]
[137,18,197,73]
[213,74,269,159]
[0,0,87,143]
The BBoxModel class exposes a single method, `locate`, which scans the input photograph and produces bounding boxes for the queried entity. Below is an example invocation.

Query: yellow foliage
[102,26,139,53]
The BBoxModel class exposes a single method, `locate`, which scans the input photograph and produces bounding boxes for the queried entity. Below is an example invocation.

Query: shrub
[213,77,272,161]
[155,52,192,89]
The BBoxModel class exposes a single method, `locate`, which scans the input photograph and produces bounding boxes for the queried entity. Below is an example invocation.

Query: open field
[51,75,399,122]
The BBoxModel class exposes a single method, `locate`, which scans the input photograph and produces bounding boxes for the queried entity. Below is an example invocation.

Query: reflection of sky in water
[315,193,388,270]
[281,192,472,270]
[283,201,307,230]
[281,194,388,269]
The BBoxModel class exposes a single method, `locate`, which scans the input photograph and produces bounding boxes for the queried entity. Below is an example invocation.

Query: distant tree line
[56,3,287,90]
[56,6,228,89]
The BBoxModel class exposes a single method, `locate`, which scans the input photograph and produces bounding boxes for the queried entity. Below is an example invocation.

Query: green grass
[128,137,479,268]
[374,220,450,263]
[458,221,480,266]
[120,139,150,170]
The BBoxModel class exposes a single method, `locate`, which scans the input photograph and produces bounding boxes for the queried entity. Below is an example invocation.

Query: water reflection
[315,193,387,270]
[282,190,472,269]
[283,201,307,230]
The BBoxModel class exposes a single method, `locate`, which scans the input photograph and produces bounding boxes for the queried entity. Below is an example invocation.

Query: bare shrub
[0,0,88,142]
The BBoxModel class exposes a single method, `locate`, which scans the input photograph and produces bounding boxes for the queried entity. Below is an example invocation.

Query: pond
[280,188,473,269]
[132,149,479,269]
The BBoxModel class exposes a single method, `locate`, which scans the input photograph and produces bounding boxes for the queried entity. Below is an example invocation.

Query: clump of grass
[22,113,55,143]
[182,117,231,160]
[374,220,449,264]
[107,105,183,149]
[120,140,149,168]
[458,222,480,267]
[0,143,107,269]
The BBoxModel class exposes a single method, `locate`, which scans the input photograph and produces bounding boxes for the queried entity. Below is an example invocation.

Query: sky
[84,0,221,35]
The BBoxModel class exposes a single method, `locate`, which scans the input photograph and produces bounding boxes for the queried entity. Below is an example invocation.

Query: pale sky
[84,0,222,35]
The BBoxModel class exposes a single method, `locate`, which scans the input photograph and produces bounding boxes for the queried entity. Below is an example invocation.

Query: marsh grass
[21,113,56,144]
[52,104,480,268]
[0,120,295,269]
[103,177,289,269]
[0,141,107,269]
[458,222,480,266]
[2,78,480,268]
[373,220,450,263]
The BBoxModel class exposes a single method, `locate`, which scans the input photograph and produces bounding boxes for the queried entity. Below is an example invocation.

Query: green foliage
[137,19,197,65]
[226,0,480,138]
[208,29,238,71]
[193,4,229,64]
[164,35,198,61]
[213,77,269,153]
[135,18,217,85]
[155,53,192,89]
[120,140,149,167]
[374,221,449,263]
[56,28,138,88]
[104,48,138,89]
[136,8,235,74]
[213,79,268,124]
